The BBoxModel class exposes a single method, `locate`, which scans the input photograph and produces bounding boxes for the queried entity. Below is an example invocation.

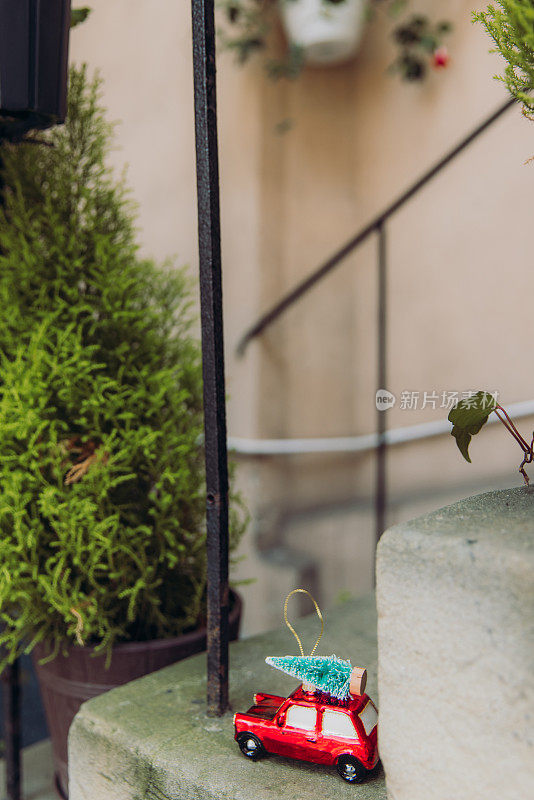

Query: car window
[359,701,378,735]
[322,710,358,739]
[285,705,316,731]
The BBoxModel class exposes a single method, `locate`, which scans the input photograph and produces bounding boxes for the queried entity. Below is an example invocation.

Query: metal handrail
[236,96,516,355]
[228,399,534,456]
[235,92,519,547]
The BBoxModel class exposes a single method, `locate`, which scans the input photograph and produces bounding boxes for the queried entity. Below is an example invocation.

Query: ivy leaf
[388,0,409,18]
[448,391,497,462]
[420,34,438,53]
[71,7,91,28]
[437,21,453,35]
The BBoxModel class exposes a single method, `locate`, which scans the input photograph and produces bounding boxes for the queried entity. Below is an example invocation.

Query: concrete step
[69,594,386,800]
[377,486,534,800]
[0,739,56,800]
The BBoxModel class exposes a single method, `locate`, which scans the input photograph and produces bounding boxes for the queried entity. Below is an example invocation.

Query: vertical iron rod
[375,223,387,546]
[2,660,22,800]
[191,0,229,716]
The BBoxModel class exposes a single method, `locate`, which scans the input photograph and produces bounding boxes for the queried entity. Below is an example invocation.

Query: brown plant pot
[32,590,242,799]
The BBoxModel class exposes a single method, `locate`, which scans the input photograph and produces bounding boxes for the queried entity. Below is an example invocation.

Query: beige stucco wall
[70,0,534,634]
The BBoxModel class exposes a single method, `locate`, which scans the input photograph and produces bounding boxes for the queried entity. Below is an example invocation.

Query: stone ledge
[377,486,534,800]
[0,740,55,800]
[69,594,386,800]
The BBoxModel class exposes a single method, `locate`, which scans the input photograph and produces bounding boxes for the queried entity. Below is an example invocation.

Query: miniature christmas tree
[266,654,366,700]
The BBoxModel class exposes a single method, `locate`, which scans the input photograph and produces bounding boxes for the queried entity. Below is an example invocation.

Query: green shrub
[0,66,244,667]
[474,1,534,118]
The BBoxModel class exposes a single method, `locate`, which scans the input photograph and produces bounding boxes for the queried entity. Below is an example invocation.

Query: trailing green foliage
[389,14,452,81]
[448,392,534,484]
[219,0,452,84]
[0,66,245,668]
[474,1,534,118]
[448,391,497,462]
[266,654,353,698]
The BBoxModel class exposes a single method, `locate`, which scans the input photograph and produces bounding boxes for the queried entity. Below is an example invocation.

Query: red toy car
[234,685,379,783]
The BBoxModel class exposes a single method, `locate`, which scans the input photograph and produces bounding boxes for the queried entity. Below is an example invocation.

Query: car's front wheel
[336,755,368,783]
[237,732,266,761]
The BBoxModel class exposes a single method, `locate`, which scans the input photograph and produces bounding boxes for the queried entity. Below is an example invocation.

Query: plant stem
[494,405,531,452]
[494,405,533,485]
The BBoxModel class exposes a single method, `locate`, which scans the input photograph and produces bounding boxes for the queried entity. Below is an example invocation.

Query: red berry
[433,47,450,68]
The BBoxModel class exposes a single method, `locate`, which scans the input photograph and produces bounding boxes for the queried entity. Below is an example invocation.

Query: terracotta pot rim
[33,588,243,799]
[33,588,242,657]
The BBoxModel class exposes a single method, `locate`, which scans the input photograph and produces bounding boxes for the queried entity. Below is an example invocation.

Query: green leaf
[71,8,91,28]
[448,391,497,462]
[451,427,475,463]
[420,34,438,54]
[388,0,409,18]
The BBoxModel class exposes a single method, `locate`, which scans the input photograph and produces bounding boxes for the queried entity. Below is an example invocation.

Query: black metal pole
[191,0,230,716]
[375,223,387,547]
[1,660,21,800]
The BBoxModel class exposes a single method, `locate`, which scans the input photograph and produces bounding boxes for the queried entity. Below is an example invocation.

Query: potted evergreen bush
[0,66,245,798]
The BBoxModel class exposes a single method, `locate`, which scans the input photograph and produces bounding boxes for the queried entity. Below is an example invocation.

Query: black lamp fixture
[0,0,71,141]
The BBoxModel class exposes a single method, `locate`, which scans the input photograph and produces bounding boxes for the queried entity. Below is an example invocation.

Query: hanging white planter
[279,0,366,66]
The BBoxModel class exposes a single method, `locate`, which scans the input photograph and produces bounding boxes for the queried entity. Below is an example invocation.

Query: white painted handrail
[228,400,534,456]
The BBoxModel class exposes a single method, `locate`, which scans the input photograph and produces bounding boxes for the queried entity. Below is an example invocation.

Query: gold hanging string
[283,589,324,657]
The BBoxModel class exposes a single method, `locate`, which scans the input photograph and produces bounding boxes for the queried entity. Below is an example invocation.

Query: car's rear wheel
[237,732,266,760]
[336,755,368,783]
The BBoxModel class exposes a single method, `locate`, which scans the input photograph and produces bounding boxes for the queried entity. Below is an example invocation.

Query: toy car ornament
[233,590,379,784]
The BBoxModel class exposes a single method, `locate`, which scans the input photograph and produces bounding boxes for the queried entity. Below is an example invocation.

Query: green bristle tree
[0,65,244,667]
[266,654,353,699]
[474,1,534,118]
